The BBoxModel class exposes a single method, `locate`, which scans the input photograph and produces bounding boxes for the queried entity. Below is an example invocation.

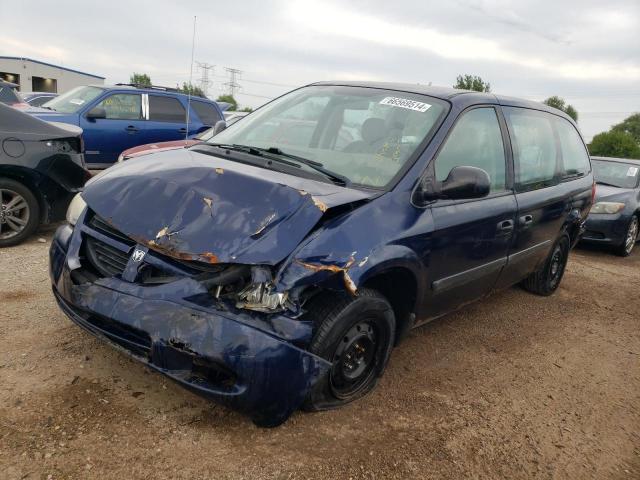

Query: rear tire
[303,289,395,412]
[0,178,40,247]
[615,216,638,257]
[521,235,570,296]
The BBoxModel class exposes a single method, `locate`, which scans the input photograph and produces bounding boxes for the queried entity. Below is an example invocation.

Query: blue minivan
[29,84,223,168]
[50,82,594,426]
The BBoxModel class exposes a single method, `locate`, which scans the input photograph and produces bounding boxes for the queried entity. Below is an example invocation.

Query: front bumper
[581,213,627,246]
[49,224,330,426]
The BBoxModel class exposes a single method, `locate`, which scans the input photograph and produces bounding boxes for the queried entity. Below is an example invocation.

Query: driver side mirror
[417,166,491,202]
[211,120,227,136]
[86,106,106,120]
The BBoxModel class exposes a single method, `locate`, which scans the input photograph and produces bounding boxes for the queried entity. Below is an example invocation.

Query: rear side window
[504,107,558,191]
[96,93,142,120]
[555,118,590,178]
[435,107,507,193]
[191,101,222,126]
[149,95,186,123]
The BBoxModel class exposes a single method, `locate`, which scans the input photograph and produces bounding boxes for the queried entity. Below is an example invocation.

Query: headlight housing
[66,193,87,225]
[590,202,625,214]
[236,283,288,312]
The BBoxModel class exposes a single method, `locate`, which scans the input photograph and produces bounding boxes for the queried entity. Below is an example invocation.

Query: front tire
[521,235,570,296]
[303,289,395,411]
[616,215,638,257]
[0,179,40,247]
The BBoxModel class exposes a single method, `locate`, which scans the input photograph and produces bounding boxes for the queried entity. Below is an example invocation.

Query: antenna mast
[185,16,197,140]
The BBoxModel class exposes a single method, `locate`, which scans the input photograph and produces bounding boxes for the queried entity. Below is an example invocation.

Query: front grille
[85,236,130,277]
[89,215,135,245]
[83,212,134,278]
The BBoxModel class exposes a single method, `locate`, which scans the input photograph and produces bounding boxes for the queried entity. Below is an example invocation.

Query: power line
[196,62,215,97]
[224,67,242,97]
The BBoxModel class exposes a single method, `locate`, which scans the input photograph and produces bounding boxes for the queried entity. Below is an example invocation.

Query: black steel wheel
[302,289,395,411]
[0,179,40,247]
[521,235,570,296]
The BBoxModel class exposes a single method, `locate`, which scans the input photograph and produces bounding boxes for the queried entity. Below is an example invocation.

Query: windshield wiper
[595,181,620,188]
[207,144,351,187]
[205,143,302,168]
[261,146,352,187]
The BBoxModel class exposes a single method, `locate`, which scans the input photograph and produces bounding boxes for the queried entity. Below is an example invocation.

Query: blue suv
[29,84,223,168]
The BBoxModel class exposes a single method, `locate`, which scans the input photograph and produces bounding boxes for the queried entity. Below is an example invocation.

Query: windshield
[208,85,448,188]
[43,86,104,113]
[592,160,640,189]
[0,85,21,105]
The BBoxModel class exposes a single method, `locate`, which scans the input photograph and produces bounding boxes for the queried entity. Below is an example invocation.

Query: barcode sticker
[379,97,431,113]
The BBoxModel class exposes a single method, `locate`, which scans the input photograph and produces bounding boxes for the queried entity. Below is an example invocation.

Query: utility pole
[196,62,214,97]
[224,67,242,97]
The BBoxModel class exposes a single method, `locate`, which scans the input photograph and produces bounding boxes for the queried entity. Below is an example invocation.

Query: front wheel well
[362,268,417,344]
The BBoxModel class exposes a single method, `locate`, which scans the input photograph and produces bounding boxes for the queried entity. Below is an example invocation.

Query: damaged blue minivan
[50,82,594,426]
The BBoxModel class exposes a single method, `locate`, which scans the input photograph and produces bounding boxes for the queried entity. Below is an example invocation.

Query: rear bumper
[49,225,330,426]
[581,214,627,246]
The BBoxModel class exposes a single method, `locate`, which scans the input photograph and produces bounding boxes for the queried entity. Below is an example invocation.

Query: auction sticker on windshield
[627,166,638,176]
[379,97,431,112]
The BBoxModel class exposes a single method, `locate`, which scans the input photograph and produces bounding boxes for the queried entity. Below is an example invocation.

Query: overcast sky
[2,0,639,140]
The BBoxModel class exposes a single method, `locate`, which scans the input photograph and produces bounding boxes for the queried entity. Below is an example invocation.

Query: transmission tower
[224,67,242,97]
[196,62,214,97]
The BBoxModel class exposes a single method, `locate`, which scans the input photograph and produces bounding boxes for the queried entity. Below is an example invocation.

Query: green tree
[180,82,205,97]
[543,96,578,122]
[611,113,640,144]
[129,72,151,87]
[453,74,491,92]
[216,94,238,111]
[589,130,640,159]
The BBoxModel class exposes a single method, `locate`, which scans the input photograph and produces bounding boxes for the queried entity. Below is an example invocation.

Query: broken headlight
[590,202,625,214]
[236,283,288,312]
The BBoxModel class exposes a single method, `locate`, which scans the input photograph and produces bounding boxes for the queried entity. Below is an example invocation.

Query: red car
[117,128,214,162]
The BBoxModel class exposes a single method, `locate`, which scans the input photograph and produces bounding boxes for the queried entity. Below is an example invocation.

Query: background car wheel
[0,179,40,247]
[616,216,638,257]
[303,289,395,412]
[521,235,570,296]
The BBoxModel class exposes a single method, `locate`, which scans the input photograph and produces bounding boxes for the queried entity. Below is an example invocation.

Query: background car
[0,80,29,108]
[0,103,90,246]
[582,156,640,256]
[117,126,216,162]
[20,91,58,107]
[27,83,224,168]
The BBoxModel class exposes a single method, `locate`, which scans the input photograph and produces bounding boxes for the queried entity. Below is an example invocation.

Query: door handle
[519,214,534,227]
[178,127,188,134]
[497,219,514,233]
[125,125,139,133]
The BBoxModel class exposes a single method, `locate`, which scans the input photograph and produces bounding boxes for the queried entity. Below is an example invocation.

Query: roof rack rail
[114,83,207,98]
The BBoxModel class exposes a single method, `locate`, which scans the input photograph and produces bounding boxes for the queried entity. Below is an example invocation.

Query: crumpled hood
[83,148,374,265]
[594,184,635,203]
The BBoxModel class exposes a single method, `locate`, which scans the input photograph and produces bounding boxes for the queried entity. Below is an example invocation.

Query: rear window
[191,101,221,126]
[149,95,186,123]
[555,118,590,178]
[504,107,559,191]
[592,160,640,189]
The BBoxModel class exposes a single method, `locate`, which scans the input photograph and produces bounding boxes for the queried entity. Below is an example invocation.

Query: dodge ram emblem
[131,249,146,263]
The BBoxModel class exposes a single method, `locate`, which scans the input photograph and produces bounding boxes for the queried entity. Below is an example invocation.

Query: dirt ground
[1,227,639,480]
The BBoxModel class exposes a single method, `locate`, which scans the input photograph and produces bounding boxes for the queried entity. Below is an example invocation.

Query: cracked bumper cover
[49,226,331,426]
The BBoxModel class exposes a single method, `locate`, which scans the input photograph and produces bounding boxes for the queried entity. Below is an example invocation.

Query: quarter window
[555,118,590,177]
[149,95,186,123]
[95,94,142,120]
[504,107,559,191]
[435,108,507,193]
[192,101,222,126]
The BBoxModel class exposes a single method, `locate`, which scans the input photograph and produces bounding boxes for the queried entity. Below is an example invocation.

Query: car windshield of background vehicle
[43,86,103,113]
[0,85,21,105]
[592,160,640,189]
[208,85,448,188]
